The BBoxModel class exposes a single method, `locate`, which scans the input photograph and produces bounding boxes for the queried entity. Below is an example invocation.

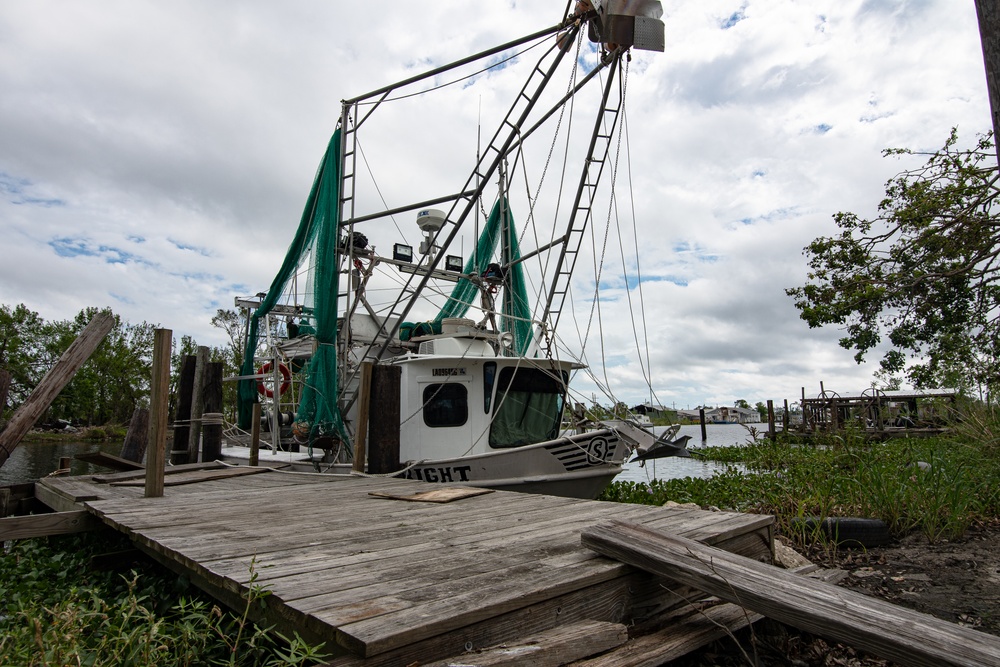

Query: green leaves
[787,129,1000,394]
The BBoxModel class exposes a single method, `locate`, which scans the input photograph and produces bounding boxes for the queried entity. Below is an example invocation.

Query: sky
[0,1,991,412]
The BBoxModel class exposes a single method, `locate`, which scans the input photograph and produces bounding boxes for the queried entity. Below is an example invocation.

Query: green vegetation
[0,531,329,666]
[0,303,249,427]
[601,422,1000,547]
[787,129,1000,395]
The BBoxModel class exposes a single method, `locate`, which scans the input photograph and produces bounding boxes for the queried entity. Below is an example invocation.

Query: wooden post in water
[173,355,196,463]
[801,387,808,432]
[766,400,776,440]
[119,408,149,464]
[188,347,209,463]
[58,457,71,472]
[145,328,172,498]
[352,361,373,474]
[699,408,707,442]
[249,403,261,466]
[201,362,224,462]
[783,399,790,434]
[0,312,114,469]
[368,364,401,475]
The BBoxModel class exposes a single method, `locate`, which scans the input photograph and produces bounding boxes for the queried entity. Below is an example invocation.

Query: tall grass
[0,532,329,666]
[601,430,1000,546]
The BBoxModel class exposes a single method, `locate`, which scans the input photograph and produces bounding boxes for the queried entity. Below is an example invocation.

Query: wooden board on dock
[368,486,495,503]
[582,519,1000,667]
[36,470,774,665]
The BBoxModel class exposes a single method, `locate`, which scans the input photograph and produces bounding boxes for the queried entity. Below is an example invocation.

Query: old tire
[793,517,893,549]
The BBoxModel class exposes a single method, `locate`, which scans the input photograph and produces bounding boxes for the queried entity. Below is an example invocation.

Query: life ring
[256,362,291,398]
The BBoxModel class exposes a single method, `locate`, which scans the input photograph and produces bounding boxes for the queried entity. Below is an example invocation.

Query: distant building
[631,402,669,419]
[676,406,761,424]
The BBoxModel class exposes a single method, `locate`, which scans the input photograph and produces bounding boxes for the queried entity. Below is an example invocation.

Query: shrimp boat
[229,1,676,499]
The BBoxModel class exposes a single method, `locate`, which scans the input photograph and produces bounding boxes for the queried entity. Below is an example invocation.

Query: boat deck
[36,466,774,665]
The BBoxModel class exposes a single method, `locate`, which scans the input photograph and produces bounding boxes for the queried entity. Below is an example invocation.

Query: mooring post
[189,346,209,463]
[699,408,707,442]
[368,364,401,475]
[250,403,261,466]
[173,355,196,463]
[767,400,776,440]
[145,328,172,498]
[201,362,224,462]
[119,407,149,464]
[353,361,374,474]
[783,399,790,434]
[801,387,809,432]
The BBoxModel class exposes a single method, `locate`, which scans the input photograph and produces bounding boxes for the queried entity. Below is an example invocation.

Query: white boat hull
[222,428,627,499]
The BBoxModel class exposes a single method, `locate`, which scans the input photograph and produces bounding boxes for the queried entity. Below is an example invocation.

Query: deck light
[445,255,463,273]
[393,244,414,263]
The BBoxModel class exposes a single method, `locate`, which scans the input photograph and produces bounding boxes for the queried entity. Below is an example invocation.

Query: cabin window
[422,383,468,428]
[489,367,566,448]
[483,362,497,413]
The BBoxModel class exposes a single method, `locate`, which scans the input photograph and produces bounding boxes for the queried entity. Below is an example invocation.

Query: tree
[734,399,750,409]
[0,304,47,415]
[786,130,1000,396]
[49,308,156,425]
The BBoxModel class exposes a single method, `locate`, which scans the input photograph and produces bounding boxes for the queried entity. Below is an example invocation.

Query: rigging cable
[356,37,550,106]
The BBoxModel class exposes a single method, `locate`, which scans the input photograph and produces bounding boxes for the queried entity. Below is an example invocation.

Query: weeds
[0,532,328,666]
[601,433,1000,549]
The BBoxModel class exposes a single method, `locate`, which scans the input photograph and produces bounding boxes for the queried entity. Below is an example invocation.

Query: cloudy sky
[0,1,990,411]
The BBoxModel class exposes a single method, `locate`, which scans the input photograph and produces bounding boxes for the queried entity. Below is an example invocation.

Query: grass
[0,531,329,667]
[600,427,1000,547]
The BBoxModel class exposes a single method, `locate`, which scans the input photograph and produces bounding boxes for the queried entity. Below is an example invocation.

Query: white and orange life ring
[256,361,291,398]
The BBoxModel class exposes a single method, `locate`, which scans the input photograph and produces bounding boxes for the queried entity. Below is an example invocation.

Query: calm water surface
[0,439,124,486]
[615,422,755,484]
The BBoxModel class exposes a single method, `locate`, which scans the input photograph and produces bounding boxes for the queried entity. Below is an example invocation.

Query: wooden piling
[699,408,707,441]
[368,364,401,474]
[352,361,373,474]
[201,362,224,462]
[145,328,172,498]
[801,387,808,432]
[783,399,790,433]
[767,400,776,440]
[249,403,261,467]
[189,347,209,463]
[0,312,114,469]
[119,407,149,464]
[173,355,196,463]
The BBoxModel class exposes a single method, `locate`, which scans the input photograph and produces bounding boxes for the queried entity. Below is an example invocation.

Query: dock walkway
[36,466,773,665]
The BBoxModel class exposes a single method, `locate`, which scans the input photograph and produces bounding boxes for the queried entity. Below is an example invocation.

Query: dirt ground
[674,520,1000,666]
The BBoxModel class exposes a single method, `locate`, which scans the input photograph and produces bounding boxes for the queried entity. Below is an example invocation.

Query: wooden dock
[35,466,774,665]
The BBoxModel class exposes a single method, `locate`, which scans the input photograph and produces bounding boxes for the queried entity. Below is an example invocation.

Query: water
[0,439,124,486]
[615,423,756,484]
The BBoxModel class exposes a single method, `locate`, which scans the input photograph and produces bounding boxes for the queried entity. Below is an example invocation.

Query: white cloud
[0,0,990,410]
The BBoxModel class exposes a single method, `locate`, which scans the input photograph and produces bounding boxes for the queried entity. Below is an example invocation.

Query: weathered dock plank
[36,469,775,664]
[0,510,101,540]
[582,519,1000,667]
